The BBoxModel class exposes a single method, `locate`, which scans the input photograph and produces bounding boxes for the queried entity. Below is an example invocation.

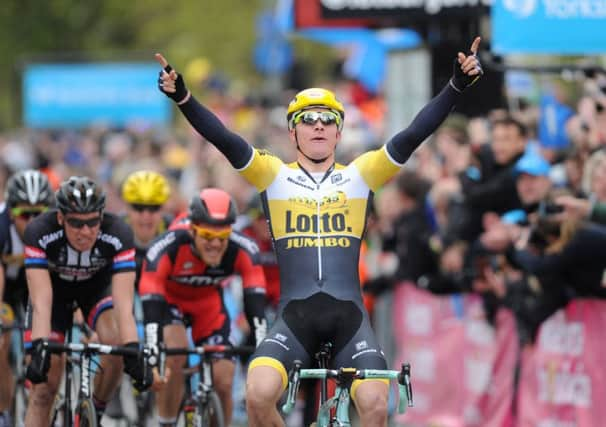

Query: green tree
[0,0,265,128]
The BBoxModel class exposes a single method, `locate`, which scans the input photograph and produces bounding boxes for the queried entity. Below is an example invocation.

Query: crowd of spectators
[2,66,606,378]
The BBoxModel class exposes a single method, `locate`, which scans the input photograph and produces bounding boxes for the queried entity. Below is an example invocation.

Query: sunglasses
[130,204,162,213]
[11,207,48,220]
[65,216,102,229]
[191,224,232,241]
[293,111,340,127]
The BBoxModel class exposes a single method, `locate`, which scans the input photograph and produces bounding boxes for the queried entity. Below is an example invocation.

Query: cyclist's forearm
[179,96,253,169]
[112,272,139,343]
[26,269,52,339]
[386,83,460,164]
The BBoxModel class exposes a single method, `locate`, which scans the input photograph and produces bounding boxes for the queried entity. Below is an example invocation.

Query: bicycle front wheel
[75,399,97,427]
[196,391,225,427]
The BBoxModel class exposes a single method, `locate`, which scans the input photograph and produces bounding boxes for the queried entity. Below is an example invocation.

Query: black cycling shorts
[249,292,386,388]
[24,280,113,347]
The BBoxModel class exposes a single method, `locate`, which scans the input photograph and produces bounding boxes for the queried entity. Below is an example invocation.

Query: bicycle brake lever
[403,363,413,407]
[282,360,302,414]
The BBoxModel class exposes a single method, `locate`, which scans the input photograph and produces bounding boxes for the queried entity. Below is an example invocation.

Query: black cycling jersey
[23,210,136,285]
[0,203,28,311]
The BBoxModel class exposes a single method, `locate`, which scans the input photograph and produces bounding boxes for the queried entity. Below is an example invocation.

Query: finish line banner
[23,62,171,129]
[492,0,606,54]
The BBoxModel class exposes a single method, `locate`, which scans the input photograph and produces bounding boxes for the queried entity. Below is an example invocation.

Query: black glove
[123,342,153,392]
[451,53,483,92]
[157,65,189,103]
[26,338,51,384]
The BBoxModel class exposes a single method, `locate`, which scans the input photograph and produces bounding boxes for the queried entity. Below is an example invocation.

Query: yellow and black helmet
[121,170,170,206]
[286,88,345,131]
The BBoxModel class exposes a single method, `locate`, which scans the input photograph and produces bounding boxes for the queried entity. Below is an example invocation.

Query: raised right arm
[178,97,253,169]
[155,52,252,169]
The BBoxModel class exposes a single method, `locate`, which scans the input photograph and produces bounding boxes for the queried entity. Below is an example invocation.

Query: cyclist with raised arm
[156,37,483,427]
[140,188,267,426]
[22,176,153,427]
[0,170,54,426]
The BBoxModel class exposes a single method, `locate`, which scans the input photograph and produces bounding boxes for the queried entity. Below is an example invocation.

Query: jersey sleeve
[238,149,283,192]
[110,217,136,274]
[23,219,49,270]
[139,231,178,297]
[351,146,402,192]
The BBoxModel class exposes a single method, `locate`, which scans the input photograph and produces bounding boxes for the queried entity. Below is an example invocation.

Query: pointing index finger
[469,37,481,56]
[154,53,170,70]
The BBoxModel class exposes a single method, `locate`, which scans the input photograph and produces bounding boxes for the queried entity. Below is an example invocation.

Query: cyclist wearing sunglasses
[140,188,267,427]
[22,176,155,427]
[0,169,53,426]
[156,36,483,427]
[121,170,173,289]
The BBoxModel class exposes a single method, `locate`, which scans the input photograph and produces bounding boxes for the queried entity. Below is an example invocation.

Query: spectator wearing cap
[514,147,553,213]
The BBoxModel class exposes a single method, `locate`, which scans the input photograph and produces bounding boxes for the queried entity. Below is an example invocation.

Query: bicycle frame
[46,336,146,427]
[282,363,413,427]
[158,344,254,426]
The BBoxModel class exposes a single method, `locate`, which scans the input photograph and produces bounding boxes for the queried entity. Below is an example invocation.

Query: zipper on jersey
[316,187,322,282]
[297,162,335,284]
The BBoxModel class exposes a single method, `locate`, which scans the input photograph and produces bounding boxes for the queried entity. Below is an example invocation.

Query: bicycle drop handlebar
[44,341,146,358]
[157,344,255,378]
[282,362,414,415]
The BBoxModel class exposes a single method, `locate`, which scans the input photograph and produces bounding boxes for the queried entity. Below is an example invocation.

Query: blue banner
[492,0,606,54]
[23,63,171,128]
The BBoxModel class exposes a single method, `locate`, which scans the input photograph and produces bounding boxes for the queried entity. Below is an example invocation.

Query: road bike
[158,343,254,427]
[282,342,413,427]
[45,333,150,427]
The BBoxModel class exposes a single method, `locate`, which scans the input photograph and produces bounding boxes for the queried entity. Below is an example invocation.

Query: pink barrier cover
[516,299,606,427]
[392,282,517,427]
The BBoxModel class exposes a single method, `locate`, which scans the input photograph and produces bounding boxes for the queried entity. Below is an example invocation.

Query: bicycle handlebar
[281,362,414,415]
[160,344,254,357]
[45,341,146,358]
[157,344,255,378]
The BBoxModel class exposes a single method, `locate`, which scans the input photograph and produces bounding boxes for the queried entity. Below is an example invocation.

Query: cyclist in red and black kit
[23,176,153,427]
[140,188,267,427]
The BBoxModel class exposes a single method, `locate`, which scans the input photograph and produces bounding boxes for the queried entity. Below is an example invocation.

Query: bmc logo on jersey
[25,246,46,258]
[172,275,225,287]
[147,232,176,261]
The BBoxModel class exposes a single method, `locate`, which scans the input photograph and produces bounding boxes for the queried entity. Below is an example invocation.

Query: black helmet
[55,176,106,214]
[5,169,54,208]
[188,188,237,226]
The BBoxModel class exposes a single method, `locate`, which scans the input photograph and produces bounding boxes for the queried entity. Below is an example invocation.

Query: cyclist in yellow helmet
[156,36,483,427]
[121,170,173,287]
